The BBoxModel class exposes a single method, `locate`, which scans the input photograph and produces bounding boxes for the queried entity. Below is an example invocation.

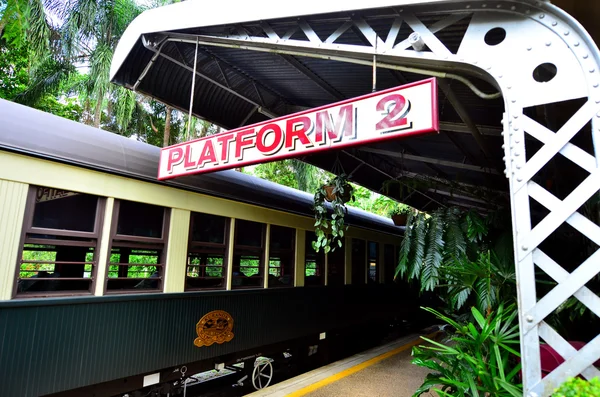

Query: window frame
[231,219,266,290]
[13,186,106,298]
[103,199,170,295]
[368,241,380,284]
[304,231,325,286]
[267,225,296,288]
[185,212,230,291]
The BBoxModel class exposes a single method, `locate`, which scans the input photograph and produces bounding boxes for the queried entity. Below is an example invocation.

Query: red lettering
[184,145,197,169]
[198,140,218,167]
[285,116,313,150]
[234,129,256,160]
[375,94,410,131]
[167,147,184,172]
[256,124,284,155]
[217,134,235,163]
[315,104,354,143]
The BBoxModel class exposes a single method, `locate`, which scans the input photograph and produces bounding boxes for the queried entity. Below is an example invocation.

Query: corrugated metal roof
[110,3,516,211]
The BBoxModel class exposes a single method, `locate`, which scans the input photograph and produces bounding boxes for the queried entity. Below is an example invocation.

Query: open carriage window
[16,186,104,297]
[185,212,229,291]
[268,225,295,288]
[327,239,345,286]
[351,238,366,285]
[106,200,169,293]
[232,219,265,289]
[368,241,379,283]
[304,231,325,286]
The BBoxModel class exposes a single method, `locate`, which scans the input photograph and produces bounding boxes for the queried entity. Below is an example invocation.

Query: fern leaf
[409,213,428,281]
[396,209,416,279]
[422,210,445,291]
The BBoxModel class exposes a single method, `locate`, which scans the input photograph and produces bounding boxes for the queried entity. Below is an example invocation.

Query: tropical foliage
[552,377,600,397]
[412,303,522,397]
[312,174,354,253]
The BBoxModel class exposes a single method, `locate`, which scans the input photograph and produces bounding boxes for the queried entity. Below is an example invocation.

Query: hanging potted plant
[387,204,414,226]
[313,174,354,253]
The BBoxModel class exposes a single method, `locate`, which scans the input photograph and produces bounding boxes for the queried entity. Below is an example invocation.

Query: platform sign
[158,78,438,180]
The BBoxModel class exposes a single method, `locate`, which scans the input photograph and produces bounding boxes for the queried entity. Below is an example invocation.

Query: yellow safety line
[287,331,440,397]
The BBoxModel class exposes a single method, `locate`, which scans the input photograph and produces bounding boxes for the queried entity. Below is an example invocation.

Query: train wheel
[251,358,273,390]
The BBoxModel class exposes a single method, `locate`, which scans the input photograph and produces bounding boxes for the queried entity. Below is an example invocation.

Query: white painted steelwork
[110,1,600,395]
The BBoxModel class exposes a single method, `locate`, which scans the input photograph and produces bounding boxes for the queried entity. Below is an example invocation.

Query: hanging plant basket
[323,183,353,203]
[391,214,408,226]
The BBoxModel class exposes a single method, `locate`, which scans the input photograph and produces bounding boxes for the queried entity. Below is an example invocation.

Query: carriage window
[116,201,165,238]
[186,212,229,291]
[327,240,345,286]
[16,186,103,297]
[368,241,379,283]
[351,239,366,285]
[305,231,325,286]
[384,244,396,284]
[268,226,295,288]
[232,219,265,289]
[106,200,169,293]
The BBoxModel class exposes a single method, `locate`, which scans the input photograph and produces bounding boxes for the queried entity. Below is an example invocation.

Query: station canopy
[109,0,594,213]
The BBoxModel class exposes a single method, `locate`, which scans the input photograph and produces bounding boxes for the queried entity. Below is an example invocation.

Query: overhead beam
[142,38,280,119]
[358,147,500,174]
[279,55,345,101]
[438,79,503,174]
[440,121,502,137]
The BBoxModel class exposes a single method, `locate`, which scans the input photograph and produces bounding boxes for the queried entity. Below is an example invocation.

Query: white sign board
[158,78,438,180]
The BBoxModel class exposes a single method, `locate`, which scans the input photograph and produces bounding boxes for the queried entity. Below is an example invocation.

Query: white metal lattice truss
[134,1,600,395]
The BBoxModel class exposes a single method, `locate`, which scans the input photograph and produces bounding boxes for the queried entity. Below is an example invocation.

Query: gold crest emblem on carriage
[194,310,234,347]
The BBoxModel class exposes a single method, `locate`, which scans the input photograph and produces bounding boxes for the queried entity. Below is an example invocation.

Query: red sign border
[158,77,439,180]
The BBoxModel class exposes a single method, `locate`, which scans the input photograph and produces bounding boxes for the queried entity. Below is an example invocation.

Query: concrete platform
[246,331,440,397]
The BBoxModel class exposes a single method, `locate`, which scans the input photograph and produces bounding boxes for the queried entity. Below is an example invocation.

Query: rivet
[512,99,516,103]
[515,139,521,144]
[552,21,558,27]
[508,86,512,90]
[487,66,492,70]
[482,4,487,8]
[574,42,580,47]
[498,74,503,78]
[496,4,501,8]
[510,146,514,150]
[527,46,532,51]
[539,14,545,19]
[517,177,523,182]
[596,99,600,104]
[526,315,534,322]
[564,31,570,36]
[591,68,596,73]
[516,164,522,169]
[594,83,599,88]
[511,6,516,11]
[584,54,589,59]
[466,5,471,9]
[597,112,600,118]
[546,41,552,47]
[513,114,519,119]
[515,152,521,156]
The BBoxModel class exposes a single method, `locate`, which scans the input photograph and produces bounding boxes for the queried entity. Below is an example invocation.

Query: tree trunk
[93,93,103,128]
[163,106,173,147]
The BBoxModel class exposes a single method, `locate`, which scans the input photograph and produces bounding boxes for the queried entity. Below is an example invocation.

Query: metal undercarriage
[110,1,600,395]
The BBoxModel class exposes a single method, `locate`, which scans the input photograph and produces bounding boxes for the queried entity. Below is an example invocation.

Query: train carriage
[0,99,424,397]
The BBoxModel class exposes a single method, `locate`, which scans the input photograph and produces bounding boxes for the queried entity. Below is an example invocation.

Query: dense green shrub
[412,303,522,397]
[553,377,600,397]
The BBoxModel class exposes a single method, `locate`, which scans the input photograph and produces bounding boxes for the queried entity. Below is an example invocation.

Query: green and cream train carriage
[0,99,423,397]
